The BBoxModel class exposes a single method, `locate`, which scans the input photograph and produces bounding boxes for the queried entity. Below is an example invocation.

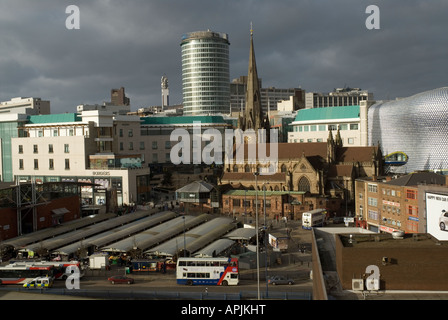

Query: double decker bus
[0,264,54,285]
[176,257,239,286]
[302,209,327,230]
[27,261,83,280]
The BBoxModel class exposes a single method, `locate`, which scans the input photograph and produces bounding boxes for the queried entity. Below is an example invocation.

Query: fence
[0,287,311,300]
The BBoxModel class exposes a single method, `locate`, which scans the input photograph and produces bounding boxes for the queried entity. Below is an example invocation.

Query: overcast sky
[0,0,447,113]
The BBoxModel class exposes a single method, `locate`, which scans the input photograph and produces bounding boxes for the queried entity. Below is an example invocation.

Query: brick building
[355,171,448,234]
[222,189,341,221]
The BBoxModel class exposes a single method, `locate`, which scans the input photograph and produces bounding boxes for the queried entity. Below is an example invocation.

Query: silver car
[439,210,448,231]
[268,276,294,285]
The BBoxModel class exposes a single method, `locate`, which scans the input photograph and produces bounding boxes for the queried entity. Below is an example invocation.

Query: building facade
[355,172,448,234]
[11,112,150,207]
[288,101,372,146]
[181,30,230,115]
[368,87,448,174]
[0,97,50,115]
[305,87,372,109]
[230,76,305,114]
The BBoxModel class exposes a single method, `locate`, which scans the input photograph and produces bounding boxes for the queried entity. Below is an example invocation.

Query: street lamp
[182,216,186,257]
[263,182,269,298]
[253,170,260,300]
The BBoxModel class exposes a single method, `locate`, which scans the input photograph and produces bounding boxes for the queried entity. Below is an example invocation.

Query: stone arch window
[281,164,287,173]
[233,165,238,172]
[298,176,311,192]
[244,164,250,172]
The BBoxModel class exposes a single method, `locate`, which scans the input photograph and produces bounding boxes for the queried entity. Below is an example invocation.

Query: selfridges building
[368,87,448,174]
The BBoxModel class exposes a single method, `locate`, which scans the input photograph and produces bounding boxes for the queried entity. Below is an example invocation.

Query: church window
[298,176,311,192]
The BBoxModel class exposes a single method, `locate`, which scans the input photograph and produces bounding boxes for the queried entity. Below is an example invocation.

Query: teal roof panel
[294,105,360,122]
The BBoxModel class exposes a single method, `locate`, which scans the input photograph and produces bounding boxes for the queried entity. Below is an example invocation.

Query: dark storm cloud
[0,0,447,113]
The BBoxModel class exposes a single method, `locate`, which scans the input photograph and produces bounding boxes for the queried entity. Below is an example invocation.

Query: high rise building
[181,30,230,115]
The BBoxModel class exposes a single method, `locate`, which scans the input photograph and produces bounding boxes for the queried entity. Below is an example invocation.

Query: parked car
[267,276,294,285]
[108,275,134,284]
[439,210,448,231]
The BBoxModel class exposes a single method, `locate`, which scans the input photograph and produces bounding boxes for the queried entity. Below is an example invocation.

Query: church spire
[242,24,263,135]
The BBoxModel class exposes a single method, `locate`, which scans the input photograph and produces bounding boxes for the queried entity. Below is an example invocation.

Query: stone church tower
[238,26,270,142]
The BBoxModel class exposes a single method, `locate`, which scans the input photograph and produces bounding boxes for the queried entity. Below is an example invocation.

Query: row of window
[19,144,70,154]
[291,137,356,144]
[295,123,359,132]
[19,158,70,170]
[119,141,171,151]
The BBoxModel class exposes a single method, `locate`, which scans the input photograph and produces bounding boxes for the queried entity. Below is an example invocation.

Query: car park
[268,276,294,285]
[108,275,134,284]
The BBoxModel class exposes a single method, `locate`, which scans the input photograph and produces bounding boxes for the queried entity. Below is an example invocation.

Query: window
[140,142,145,150]
[165,141,171,149]
[298,176,311,192]
[129,142,133,150]
[406,189,417,200]
[49,159,54,170]
[368,184,378,193]
[339,124,348,130]
[350,124,359,130]
[19,159,24,170]
[53,129,58,137]
[64,144,69,153]
[328,124,337,131]
[347,138,354,144]
[368,197,378,207]
[119,129,123,137]
[152,141,158,149]
[120,142,123,151]
[38,130,43,137]
[69,129,74,136]
[232,199,241,207]
[65,159,70,170]
[34,159,39,170]
[33,145,38,153]
[310,125,317,131]
[18,145,23,154]
[48,144,54,153]
[318,125,326,131]
[128,129,133,137]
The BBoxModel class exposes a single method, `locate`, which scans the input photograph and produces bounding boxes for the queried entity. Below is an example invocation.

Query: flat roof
[338,233,447,248]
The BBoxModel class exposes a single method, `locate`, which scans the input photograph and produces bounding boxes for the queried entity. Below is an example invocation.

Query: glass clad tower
[181,30,230,115]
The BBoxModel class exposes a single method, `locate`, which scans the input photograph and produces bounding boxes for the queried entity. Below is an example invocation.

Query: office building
[11,111,150,206]
[0,97,50,115]
[355,172,448,234]
[230,76,305,114]
[305,87,372,109]
[288,101,373,146]
[180,30,230,115]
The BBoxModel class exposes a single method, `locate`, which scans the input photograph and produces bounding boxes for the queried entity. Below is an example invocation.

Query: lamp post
[182,216,186,257]
[253,170,260,300]
[263,182,269,298]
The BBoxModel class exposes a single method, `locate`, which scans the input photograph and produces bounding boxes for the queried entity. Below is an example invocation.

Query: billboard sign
[426,192,448,241]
